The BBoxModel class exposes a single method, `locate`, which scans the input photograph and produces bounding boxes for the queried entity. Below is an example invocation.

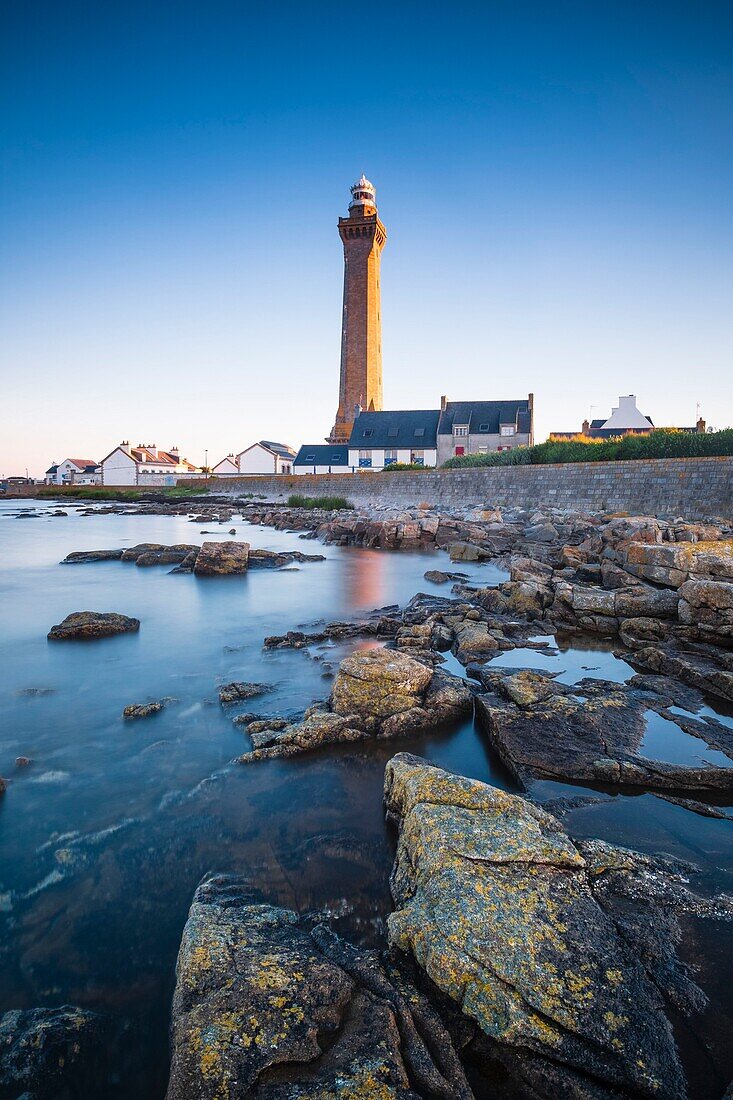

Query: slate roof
[294,445,350,467]
[348,410,440,449]
[45,464,58,475]
[438,400,532,435]
[258,441,297,459]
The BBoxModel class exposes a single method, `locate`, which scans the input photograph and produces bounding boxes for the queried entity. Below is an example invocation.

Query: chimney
[440,395,447,412]
[527,392,534,445]
[582,418,590,436]
[696,417,706,434]
[353,402,362,420]
[169,444,179,459]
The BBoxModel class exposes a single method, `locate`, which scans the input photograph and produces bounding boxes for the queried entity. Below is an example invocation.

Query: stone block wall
[184,456,733,520]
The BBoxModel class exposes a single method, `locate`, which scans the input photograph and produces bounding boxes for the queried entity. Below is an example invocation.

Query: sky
[1,0,732,476]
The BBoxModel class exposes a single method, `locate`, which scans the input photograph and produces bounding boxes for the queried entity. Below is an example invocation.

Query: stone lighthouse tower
[328,175,387,443]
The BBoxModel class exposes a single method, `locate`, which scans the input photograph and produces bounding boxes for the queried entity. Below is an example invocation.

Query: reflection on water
[0,502,732,1099]
[639,709,733,769]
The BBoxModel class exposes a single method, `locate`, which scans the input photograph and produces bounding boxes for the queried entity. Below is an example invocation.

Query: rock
[0,1005,113,1100]
[448,542,485,562]
[476,673,733,793]
[0,777,6,795]
[47,611,140,641]
[134,546,198,566]
[678,577,733,643]
[624,539,733,587]
[61,548,124,564]
[614,584,680,619]
[451,621,499,662]
[523,521,558,543]
[570,586,617,615]
[15,756,32,767]
[218,681,272,705]
[384,754,690,1100]
[228,527,236,534]
[491,668,562,706]
[248,549,326,569]
[166,874,472,1100]
[618,616,671,647]
[331,649,432,719]
[424,569,468,584]
[193,541,250,576]
[627,643,733,703]
[122,700,166,719]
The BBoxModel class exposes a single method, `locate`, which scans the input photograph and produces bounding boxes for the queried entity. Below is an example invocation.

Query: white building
[211,454,238,476]
[45,458,101,486]
[236,441,296,475]
[293,444,351,475]
[100,443,199,486]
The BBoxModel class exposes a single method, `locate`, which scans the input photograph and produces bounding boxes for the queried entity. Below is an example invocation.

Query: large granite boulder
[166,874,472,1100]
[383,754,693,1100]
[193,541,250,576]
[678,578,733,643]
[47,611,140,640]
[331,649,433,719]
[238,651,472,763]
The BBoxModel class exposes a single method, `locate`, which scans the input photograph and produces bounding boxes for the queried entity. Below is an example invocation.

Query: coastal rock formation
[122,699,168,719]
[623,539,733,588]
[0,1005,113,1100]
[474,668,733,792]
[47,611,140,640]
[193,541,251,575]
[238,649,472,763]
[61,548,124,563]
[383,754,700,1100]
[218,681,273,705]
[166,874,473,1100]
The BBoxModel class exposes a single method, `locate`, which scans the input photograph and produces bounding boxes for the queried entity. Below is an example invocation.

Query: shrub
[442,429,733,469]
[380,462,435,472]
[287,494,355,511]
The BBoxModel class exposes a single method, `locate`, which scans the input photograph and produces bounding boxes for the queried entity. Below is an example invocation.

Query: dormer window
[454,425,468,437]
[478,423,489,432]
[500,424,515,437]
[363,429,373,438]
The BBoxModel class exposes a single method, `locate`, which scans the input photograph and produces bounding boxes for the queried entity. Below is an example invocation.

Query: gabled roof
[294,444,349,467]
[45,464,58,474]
[438,400,531,435]
[63,457,98,469]
[348,410,440,449]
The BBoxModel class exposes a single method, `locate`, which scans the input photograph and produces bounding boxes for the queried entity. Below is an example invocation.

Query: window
[410,450,425,466]
[478,423,489,432]
[362,429,373,438]
[500,425,514,437]
[384,449,398,466]
[305,454,315,462]
[387,427,399,437]
[332,453,341,462]
[414,427,425,437]
[359,449,372,468]
[454,425,468,437]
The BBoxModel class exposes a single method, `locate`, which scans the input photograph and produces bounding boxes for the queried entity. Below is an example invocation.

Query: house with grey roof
[347,409,440,469]
[436,395,534,465]
[236,441,296,475]
[293,444,351,474]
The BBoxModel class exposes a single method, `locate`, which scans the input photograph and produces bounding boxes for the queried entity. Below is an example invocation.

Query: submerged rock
[384,754,696,1100]
[47,612,140,641]
[122,700,168,720]
[0,1005,112,1099]
[193,541,250,576]
[218,681,273,705]
[166,874,473,1100]
[61,548,124,563]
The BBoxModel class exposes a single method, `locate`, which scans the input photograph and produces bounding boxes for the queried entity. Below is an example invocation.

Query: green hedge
[380,462,435,472]
[442,429,733,469]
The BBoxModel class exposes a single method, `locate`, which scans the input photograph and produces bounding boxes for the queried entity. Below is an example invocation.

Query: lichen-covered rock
[383,754,690,1100]
[331,649,433,719]
[122,699,167,719]
[678,577,733,643]
[628,643,733,703]
[165,874,473,1100]
[624,539,733,587]
[193,541,250,575]
[0,1005,113,1099]
[47,611,140,640]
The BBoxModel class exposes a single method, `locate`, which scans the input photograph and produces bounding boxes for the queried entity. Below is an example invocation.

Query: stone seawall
[184,456,733,520]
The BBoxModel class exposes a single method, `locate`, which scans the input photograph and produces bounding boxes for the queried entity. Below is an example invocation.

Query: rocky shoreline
[5,496,733,1097]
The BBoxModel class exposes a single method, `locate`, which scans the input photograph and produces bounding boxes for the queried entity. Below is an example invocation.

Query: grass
[287,494,355,511]
[442,429,733,468]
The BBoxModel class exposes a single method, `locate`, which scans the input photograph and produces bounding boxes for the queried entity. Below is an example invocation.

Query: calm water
[1,500,732,1098]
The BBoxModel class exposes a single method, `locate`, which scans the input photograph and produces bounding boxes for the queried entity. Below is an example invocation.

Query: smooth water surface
[1,500,732,1099]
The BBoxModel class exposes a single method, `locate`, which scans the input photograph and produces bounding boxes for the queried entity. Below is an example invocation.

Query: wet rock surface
[383,753,730,1100]
[218,681,273,705]
[166,874,473,1100]
[474,668,733,793]
[47,611,140,640]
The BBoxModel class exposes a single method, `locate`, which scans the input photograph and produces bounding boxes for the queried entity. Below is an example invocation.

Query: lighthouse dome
[349,174,376,210]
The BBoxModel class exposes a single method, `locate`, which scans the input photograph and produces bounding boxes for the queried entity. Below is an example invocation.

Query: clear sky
[2,0,731,476]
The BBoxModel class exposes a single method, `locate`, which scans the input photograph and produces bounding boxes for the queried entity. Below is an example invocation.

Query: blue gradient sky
[2,1,732,475]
